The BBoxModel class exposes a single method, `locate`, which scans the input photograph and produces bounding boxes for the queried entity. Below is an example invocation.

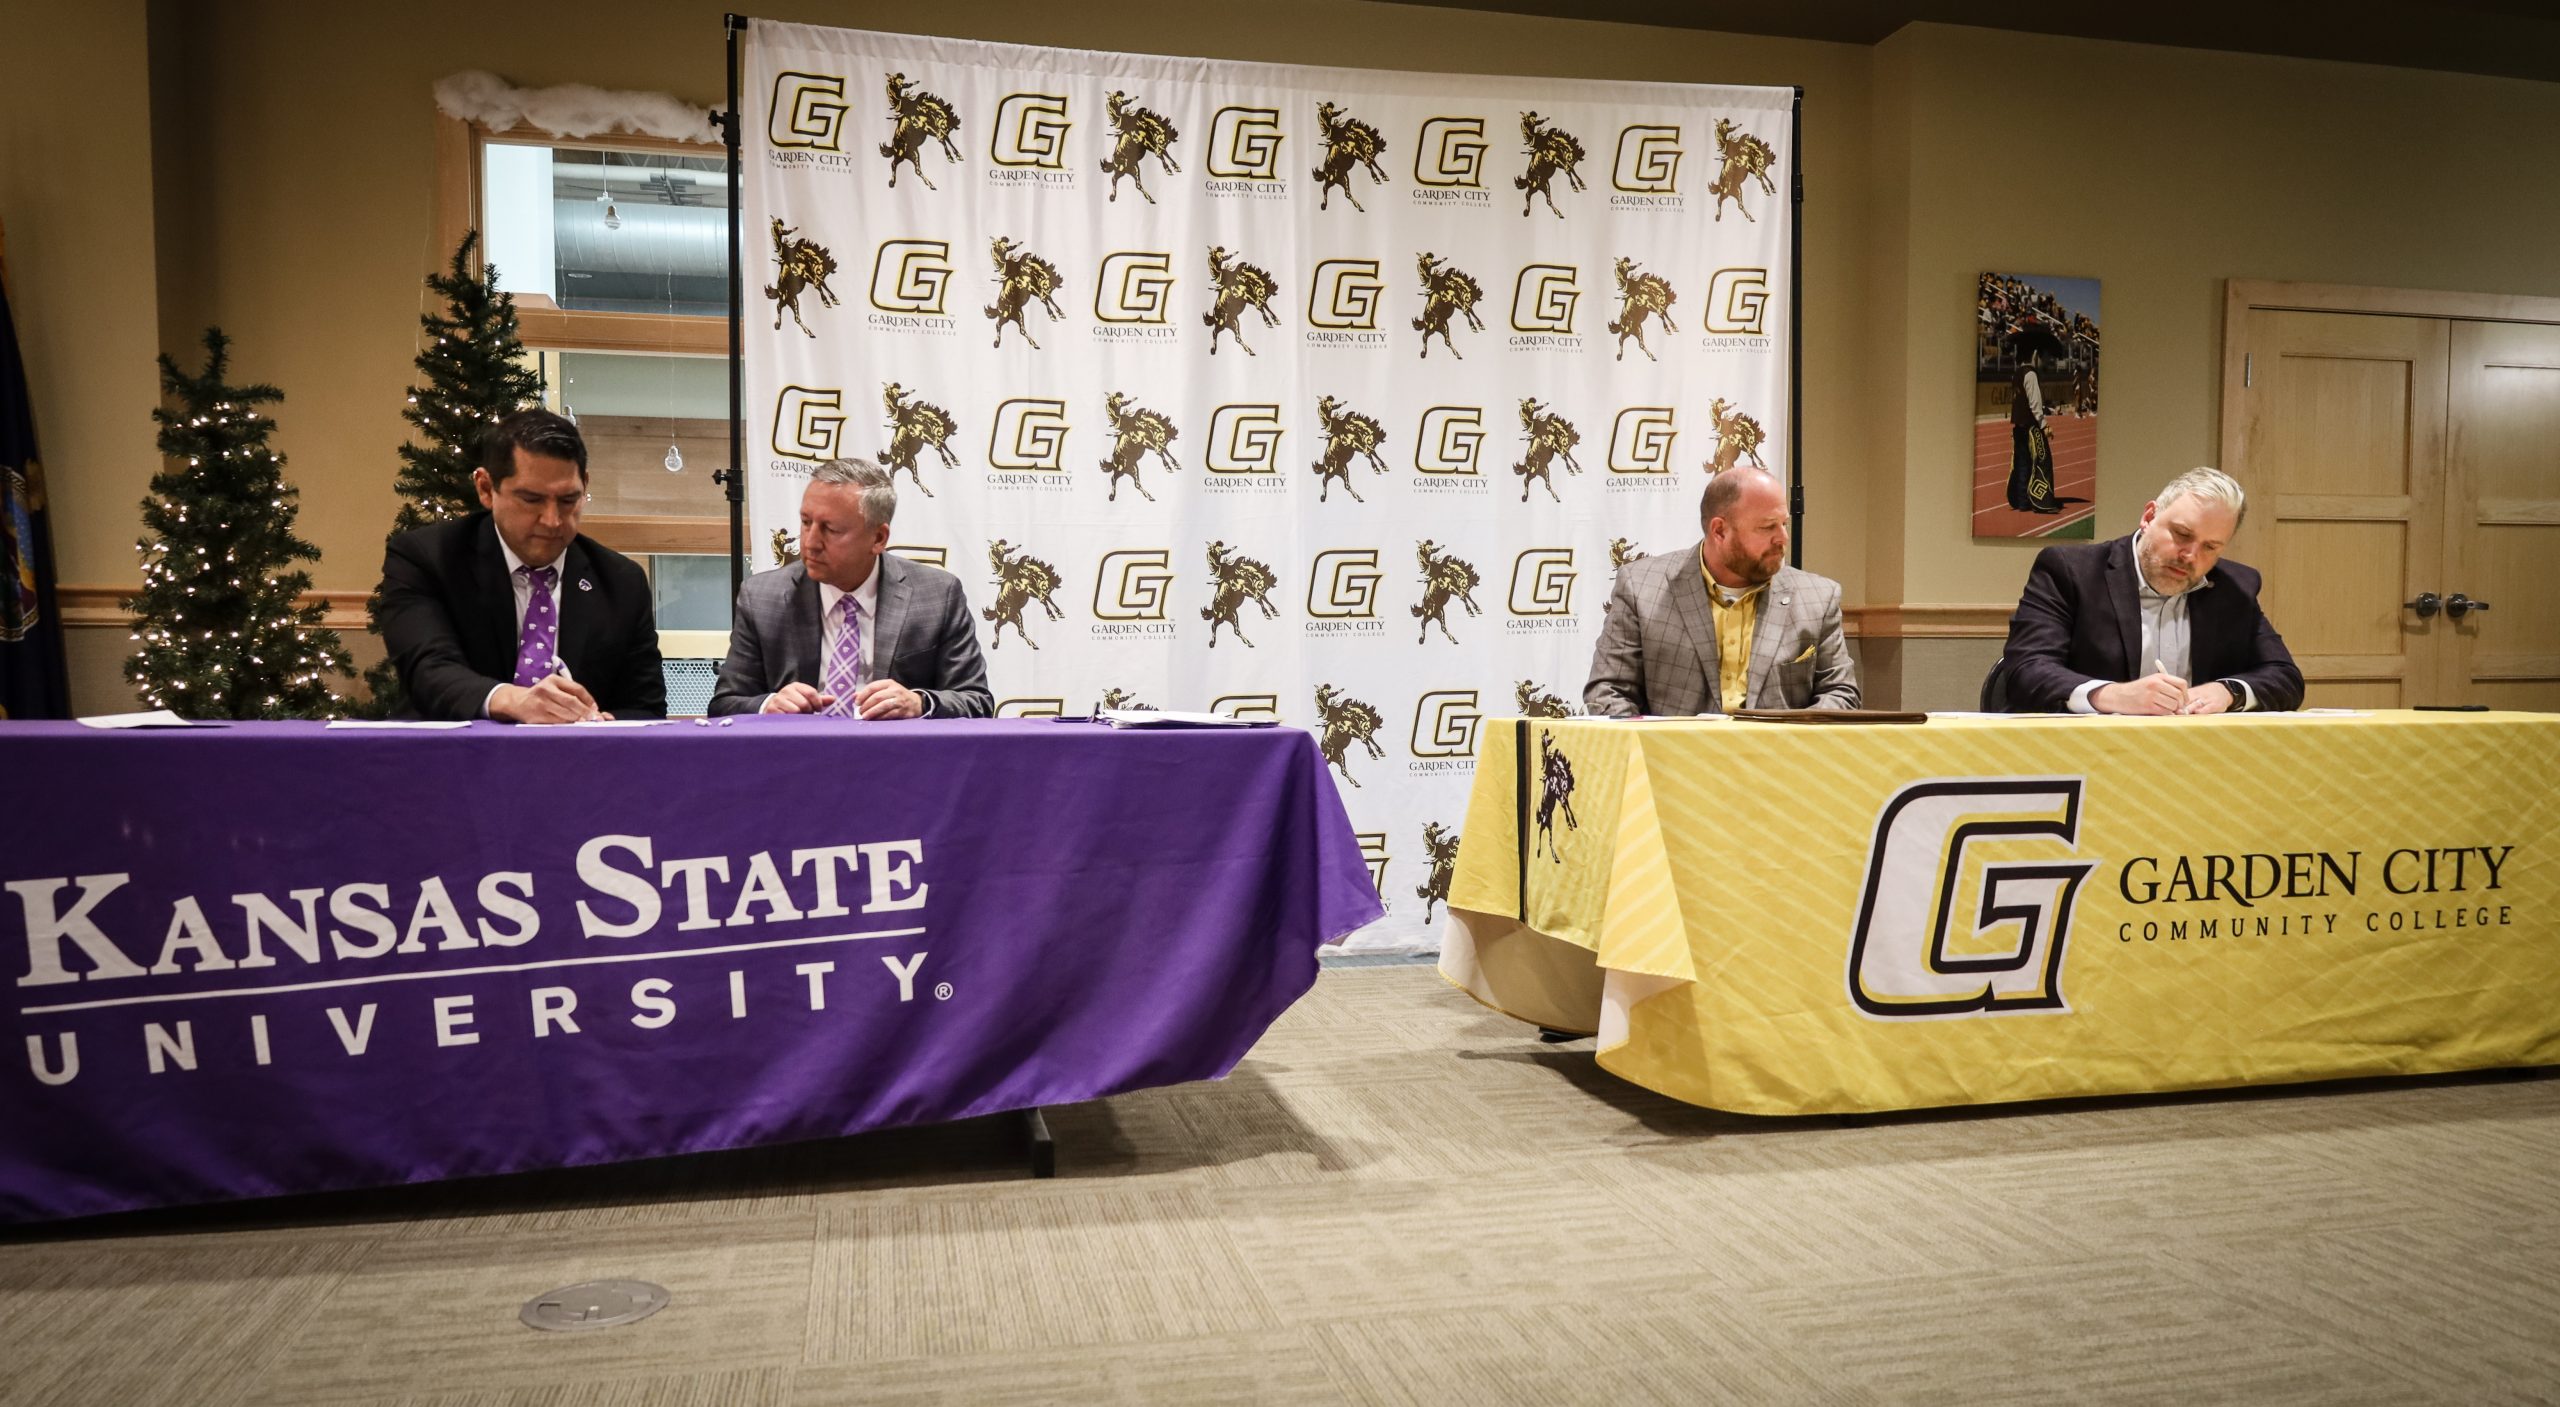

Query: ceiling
[1384,1,2560,85]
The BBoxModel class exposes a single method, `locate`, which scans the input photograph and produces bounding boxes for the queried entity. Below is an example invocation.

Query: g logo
[990,93,1071,168]
[1415,406,1485,475]
[887,544,948,569]
[1212,693,1281,721]
[1510,264,1581,333]
[1307,259,1386,329]
[1612,125,1683,192]
[869,240,954,314]
[1357,832,1390,894]
[1707,267,1771,335]
[770,71,849,151]
[989,398,1071,471]
[1208,106,1285,178]
[772,386,845,462]
[1094,549,1176,620]
[1508,549,1578,616]
[1410,690,1482,757]
[1414,117,1489,187]
[1847,778,2098,1018]
[1094,252,1175,324]
[1308,549,1384,618]
[1608,407,1678,474]
[1208,405,1284,474]
[997,698,1067,717]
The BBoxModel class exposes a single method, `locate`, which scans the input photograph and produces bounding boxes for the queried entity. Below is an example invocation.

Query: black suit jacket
[2001,533,2304,712]
[376,514,665,721]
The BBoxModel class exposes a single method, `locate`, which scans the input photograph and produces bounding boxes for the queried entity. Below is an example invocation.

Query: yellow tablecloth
[1439,712,2560,1114]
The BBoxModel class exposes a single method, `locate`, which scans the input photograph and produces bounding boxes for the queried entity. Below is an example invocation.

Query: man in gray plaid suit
[1583,466,1859,717]
[709,458,993,719]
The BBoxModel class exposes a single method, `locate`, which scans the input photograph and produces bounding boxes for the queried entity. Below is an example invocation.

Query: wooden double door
[2225,283,2560,710]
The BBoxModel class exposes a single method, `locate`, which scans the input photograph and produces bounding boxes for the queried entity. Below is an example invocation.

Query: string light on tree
[123,329,351,719]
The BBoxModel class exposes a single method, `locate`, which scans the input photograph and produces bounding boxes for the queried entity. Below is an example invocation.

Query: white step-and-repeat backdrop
[742,20,1793,948]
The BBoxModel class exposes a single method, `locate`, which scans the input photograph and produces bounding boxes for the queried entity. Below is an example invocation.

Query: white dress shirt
[2069,529,2255,713]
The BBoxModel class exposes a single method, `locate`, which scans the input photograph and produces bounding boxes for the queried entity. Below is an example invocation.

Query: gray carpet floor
[3,964,2556,1405]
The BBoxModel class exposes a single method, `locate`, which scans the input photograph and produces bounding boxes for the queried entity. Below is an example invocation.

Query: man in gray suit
[1584,465,1858,716]
[709,458,993,718]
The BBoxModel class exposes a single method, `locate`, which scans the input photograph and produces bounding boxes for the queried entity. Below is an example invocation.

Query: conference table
[1439,710,2560,1115]
[0,717,1381,1223]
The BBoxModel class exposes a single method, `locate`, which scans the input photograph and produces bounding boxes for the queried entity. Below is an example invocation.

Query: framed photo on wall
[1976,271,2099,539]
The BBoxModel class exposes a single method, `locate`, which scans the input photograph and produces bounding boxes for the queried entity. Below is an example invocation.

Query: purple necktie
[824,595,863,718]
[510,565,559,687]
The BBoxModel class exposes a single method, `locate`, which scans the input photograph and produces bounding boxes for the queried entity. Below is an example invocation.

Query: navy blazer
[376,514,666,720]
[2000,532,2304,712]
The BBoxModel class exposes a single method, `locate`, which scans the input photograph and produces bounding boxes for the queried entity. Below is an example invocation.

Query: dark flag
[0,275,72,719]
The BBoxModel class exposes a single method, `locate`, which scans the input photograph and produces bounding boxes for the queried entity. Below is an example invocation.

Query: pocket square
[1792,643,1816,664]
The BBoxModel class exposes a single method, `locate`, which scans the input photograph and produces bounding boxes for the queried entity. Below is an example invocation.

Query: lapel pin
[578,578,593,592]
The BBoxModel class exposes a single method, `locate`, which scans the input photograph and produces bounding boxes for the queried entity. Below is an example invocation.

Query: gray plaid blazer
[707,553,993,717]
[1583,547,1859,716]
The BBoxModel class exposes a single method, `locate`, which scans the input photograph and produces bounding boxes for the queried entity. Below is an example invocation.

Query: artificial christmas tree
[356,228,546,714]
[124,329,351,718]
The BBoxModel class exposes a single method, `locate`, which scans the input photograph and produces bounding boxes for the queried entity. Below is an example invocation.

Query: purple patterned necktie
[824,594,863,718]
[510,565,558,687]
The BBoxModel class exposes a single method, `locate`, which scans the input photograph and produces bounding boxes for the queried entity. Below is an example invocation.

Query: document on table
[325,719,471,730]
[78,710,218,729]
[1100,709,1276,728]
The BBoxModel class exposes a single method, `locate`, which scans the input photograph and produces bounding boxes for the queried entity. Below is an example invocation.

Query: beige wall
[11,3,2560,712]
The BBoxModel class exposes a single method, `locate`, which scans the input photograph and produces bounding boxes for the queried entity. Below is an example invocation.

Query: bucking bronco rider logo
[1313,395,1389,503]
[1101,90,1181,204]
[1411,539,1482,644]
[1707,397,1767,473]
[880,72,963,189]
[1417,821,1459,923]
[1516,680,1575,717]
[982,539,1064,651]
[880,382,959,498]
[1603,537,1648,614]
[1313,100,1389,212]
[1099,687,1155,711]
[1099,391,1181,503]
[1316,683,1387,789]
[985,237,1065,349]
[1516,111,1587,219]
[1413,252,1484,361]
[1535,728,1579,862]
[1607,257,1678,362]
[1512,398,1583,503]
[1202,540,1280,649]
[764,218,839,337]
[1204,246,1281,357]
[771,529,801,567]
[1710,117,1777,223]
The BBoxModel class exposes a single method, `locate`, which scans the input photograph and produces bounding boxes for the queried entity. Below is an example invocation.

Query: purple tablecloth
[0,718,1379,1222]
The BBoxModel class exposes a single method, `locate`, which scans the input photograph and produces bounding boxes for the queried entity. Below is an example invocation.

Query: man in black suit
[376,410,664,722]
[708,458,991,719]
[2000,467,2303,714]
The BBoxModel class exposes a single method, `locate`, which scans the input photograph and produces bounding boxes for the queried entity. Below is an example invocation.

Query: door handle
[2447,593,2491,620]
[2403,592,2441,619]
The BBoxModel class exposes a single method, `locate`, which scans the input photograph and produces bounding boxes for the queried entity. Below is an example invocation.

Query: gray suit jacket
[1583,547,1859,716]
[708,553,993,717]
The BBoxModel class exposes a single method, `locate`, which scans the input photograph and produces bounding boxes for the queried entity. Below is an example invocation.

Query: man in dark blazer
[376,410,665,722]
[2000,467,2302,714]
[709,458,992,719]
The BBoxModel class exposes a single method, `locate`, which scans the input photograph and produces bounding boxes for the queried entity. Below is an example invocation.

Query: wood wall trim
[59,585,372,631]
[516,308,726,355]
[582,515,730,555]
[2224,280,2560,326]
[1842,604,2012,639]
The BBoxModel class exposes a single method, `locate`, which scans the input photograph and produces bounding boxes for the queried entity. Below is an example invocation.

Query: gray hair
[2155,466,2245,529]
[809,457,897,529]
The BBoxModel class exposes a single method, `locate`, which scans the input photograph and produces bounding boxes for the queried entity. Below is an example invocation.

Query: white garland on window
[433,71,712,142]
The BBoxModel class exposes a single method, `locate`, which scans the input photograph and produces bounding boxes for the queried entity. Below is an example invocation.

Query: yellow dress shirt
[1703,561,1764,712]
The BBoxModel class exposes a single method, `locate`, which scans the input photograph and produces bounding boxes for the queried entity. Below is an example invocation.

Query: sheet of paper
[567,718,676,728]
[77,710,211,729]
[1101,709,1275,728]
[324,719,472,730]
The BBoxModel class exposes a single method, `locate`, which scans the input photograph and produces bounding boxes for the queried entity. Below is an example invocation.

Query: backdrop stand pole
[719,13,748,611]
[1788,84,1805,568]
